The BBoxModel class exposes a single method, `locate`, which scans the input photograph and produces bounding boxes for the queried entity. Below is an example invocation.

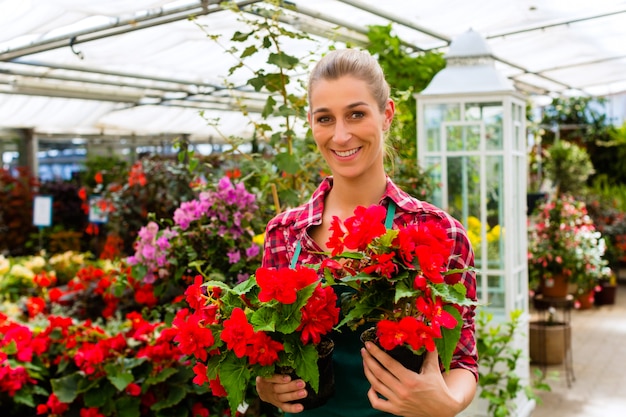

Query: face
[308,76,394,181]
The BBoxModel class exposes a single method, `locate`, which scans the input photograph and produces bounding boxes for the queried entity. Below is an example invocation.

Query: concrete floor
[530,282,626,417]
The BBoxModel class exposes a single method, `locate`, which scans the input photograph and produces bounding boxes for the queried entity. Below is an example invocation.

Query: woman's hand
[361,343,476,417]
[255,374,308,414]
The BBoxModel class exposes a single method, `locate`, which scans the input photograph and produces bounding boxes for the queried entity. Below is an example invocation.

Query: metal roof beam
[0,0,263,62]
[486,9,626,39]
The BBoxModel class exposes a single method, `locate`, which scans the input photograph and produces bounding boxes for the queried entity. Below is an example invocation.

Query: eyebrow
[311,101,369,115]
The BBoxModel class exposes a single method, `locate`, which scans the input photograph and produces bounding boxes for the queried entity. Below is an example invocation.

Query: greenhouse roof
[1,0,626,144]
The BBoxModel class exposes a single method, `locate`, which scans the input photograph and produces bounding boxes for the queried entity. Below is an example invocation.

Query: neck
[327,171,388,215]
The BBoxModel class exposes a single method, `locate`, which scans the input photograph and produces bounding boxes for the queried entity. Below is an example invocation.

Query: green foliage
[544,140,594,197]
[0,167,38,256]
[477,309,550,417]
[196,1,327,213]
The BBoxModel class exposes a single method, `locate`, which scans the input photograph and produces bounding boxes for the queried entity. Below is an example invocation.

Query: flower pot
[279,338,335,410]
[595,283,617,306]
[540,273,569,298]
[360,326,425,373]
[576,290,594,310]
[529,320,570,365]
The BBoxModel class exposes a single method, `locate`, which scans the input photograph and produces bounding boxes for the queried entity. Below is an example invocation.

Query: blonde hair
[308,49,390,112]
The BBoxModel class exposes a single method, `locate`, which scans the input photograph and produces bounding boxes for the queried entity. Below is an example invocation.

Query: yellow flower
[0,255,10,275]
[486,224,502,243]
[467,229,481,247]
[467,216,482,235]
[253,233,265,247]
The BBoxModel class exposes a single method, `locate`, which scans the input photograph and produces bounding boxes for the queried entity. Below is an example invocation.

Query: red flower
[192,402,210,417]
[361,252,398,278]
[256,266,318,304]
[33,271,56,287]
[125,383,142,396]
[173,309,215,361]
[26,296,46,318]
[185,275,206,310]
[326,215,348,256]
[81,407,105,417]
[376,317,437,352]
[343,205,387,251]
[416,297,458,333]
[94,171,103,184]
[247,332,284,366]
[297,285,340,344]
[37,393,69,415]
[220,308,254,358]
[192,362,209,385]
[209,376,228,397]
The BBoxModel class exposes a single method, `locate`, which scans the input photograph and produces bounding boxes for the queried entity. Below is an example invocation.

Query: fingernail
[296,380,305,389]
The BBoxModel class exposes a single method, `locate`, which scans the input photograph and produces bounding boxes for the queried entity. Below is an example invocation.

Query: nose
[333,119,351,144]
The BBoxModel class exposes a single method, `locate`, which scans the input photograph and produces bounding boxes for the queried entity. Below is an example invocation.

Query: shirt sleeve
[445,215,479,380]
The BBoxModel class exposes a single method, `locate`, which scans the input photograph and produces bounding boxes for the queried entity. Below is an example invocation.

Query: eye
[316,115,332,124]
[349,111,365,120]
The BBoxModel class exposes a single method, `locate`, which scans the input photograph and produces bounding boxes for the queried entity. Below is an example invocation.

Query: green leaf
[262,95,277,118]
[51,373,82,403]
[286,342,319,392]
[104,363,134,391]
[13,388,35,407]
[275,151,300,175]
[268,52,299,69]
[217,357,251,416]
[231,30,252,42]
[435,306,463,372]
[144,367,179,386]
[150,385,187,411]
[83,381,116,407]
[240,45,258,58]
[116,396,141,417]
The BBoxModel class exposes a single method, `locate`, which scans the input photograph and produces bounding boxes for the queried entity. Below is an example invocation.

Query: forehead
[309,76,374,110]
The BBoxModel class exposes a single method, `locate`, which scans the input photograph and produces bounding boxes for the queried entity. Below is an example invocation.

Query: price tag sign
[33,195,53,227]
[88,196,109,224]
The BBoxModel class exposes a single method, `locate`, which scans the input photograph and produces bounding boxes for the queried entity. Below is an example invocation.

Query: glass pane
[447,155,480,230]
[447,125,481,151]
[486,155,504,269]
[487,275,505,308]
[465,102,503,150]
[424,104,461,152]
[425,157,443,208]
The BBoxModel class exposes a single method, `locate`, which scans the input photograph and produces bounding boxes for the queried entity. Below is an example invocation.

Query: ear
[307,111,312,125]
[383,99,395,131]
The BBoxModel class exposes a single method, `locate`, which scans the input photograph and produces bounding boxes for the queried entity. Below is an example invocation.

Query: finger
[361,345,398,401]
[421,347,441,373]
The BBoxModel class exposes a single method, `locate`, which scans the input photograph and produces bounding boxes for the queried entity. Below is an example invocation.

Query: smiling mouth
[333,148,360,157]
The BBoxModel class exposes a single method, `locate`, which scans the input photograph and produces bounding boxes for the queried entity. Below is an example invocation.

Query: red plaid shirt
[262,177,478,380]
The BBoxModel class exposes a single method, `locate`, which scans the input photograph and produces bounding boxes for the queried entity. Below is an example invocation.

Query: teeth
[335,148,359,157]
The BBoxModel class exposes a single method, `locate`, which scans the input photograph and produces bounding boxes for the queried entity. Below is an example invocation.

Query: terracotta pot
[529,320,570,365]
[541,273,569,298]
[576,290,595,309]
[360,326,425,373]
[279,338,335,410]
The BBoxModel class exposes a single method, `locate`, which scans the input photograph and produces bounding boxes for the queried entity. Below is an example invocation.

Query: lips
[333,147,361,157]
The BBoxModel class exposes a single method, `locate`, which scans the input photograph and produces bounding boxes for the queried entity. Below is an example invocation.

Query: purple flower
[227,250,241,264]
[246,244,260,259]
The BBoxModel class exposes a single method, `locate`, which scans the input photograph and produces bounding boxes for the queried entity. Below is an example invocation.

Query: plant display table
[530,294,575,387]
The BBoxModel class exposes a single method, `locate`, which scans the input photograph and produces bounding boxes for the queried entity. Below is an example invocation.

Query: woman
[256,49,477,417]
